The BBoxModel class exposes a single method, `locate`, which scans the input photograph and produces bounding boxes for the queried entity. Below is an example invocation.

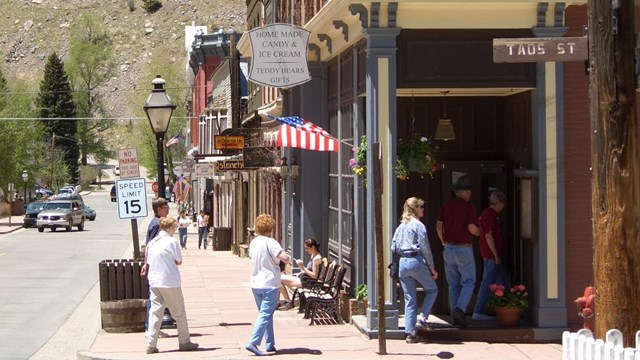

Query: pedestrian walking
[472,190,508,321]
[392,197,438,343]
[436,176,480,328]
[246,214,291,356]
[143,216,198,354]
[197,210,209,249]
[142,198,170,334]
[178,210,191,249]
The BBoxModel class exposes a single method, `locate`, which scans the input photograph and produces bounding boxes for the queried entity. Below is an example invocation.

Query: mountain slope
[0,0,246,120]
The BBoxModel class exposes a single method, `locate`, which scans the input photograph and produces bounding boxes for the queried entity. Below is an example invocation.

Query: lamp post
[144,75,176,200]
[21,170,28,211]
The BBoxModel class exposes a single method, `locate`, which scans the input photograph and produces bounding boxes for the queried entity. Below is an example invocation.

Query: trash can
[98,259,148,333]
[213,227,232,251]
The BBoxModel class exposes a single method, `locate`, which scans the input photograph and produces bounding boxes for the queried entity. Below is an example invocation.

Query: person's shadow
[271,347,322,355]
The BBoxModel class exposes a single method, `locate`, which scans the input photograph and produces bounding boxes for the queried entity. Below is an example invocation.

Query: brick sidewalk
[78,219,563,360]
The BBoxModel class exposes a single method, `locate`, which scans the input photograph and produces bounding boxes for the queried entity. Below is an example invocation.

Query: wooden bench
[300,264,347,325]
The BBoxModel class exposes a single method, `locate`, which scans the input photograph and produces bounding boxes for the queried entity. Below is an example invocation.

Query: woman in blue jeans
[246,214,291,356]
[391,197,439,343]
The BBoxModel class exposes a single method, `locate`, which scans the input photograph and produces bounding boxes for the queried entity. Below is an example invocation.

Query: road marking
[0,253,5,257]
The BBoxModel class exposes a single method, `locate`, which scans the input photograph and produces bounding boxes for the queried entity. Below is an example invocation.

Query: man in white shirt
[145,216,198,354]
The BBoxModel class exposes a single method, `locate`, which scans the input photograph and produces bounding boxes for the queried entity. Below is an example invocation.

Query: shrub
[142,0,162,13]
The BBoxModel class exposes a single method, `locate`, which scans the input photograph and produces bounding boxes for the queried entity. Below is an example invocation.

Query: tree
[37,53,79,184]
[66,12,117,166]
[0,76,48,192]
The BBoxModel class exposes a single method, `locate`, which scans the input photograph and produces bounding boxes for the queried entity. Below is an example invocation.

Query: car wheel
[51,228,56,232]
[66,221,72,232]
[78,219,84,231]
[38,227,44,233]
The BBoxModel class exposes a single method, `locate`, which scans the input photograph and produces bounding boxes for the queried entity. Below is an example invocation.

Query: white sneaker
[416,313,431,330]
[472,312,496,321]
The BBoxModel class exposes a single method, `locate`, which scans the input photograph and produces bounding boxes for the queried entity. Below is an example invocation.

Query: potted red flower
[486,284,529,327]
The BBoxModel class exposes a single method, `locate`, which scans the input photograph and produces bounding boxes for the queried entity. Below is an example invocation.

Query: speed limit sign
[115,178,148,219]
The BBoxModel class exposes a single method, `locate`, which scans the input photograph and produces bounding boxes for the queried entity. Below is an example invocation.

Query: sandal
[277,301,294,311]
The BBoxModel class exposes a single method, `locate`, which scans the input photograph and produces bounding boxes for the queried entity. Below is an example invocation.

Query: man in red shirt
[436,176,480,328]
[472,191,508,321]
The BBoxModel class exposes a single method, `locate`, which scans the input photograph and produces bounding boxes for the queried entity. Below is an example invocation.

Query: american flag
[270,115,338,152]
[166,135,180,148]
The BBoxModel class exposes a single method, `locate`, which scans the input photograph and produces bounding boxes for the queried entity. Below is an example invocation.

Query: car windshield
[27,203,44,212]
[43,202,71,211]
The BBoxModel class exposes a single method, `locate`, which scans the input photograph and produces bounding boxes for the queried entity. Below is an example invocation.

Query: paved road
[0,189,136,360]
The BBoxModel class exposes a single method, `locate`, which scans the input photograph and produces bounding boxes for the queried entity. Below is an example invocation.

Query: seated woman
[278,238,322,310]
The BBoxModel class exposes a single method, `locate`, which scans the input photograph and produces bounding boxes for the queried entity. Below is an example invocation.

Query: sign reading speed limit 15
[116,178,148,219]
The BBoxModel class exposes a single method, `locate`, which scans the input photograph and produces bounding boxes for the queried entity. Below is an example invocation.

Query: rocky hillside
[0,0,246,120]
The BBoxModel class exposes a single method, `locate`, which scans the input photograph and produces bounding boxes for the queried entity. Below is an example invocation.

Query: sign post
[115,178,149,259]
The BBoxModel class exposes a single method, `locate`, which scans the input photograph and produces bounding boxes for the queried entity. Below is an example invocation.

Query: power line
[0,85,199,96]
[0,116,196,121]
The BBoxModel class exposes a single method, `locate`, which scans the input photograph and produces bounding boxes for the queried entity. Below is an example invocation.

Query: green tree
[0,76,49,194]
[37,53,79,184]
[66,12,117,166]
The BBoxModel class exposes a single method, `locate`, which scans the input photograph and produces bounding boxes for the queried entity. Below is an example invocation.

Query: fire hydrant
[574,286,595,331]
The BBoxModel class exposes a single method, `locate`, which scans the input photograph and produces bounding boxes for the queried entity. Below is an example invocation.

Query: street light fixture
[21,170,28,211]
[144,75,176,200]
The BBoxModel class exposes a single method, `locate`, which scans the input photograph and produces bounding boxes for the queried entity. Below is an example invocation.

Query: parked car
[35,188,54,198]
[84,206,96,221]
[110,185,117,202]
[23,201,46,228]
[114,166,120,176]
[36,200,85,232]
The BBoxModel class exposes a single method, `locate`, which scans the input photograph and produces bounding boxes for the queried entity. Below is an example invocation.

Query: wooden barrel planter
[100,299,147,333]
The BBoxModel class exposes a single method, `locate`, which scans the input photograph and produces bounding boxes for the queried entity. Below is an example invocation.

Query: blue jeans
[399,256,438,335]
[247,287,279,350]
[443,244,476,316]
[198,227,208,249]
[473,258,508,314]
[179,228,188,248]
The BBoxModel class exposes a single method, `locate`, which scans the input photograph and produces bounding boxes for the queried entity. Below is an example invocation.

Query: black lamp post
[144,75,176,200]
[21,170,28,211]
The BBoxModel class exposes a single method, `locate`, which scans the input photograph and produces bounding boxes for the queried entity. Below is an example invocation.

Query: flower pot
[407,158,421,172]
[494,306,521,327]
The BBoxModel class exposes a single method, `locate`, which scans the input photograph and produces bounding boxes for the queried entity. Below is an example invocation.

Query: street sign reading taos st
[117,148,140,179]
[493,37,588,63]
[214,135,245,150]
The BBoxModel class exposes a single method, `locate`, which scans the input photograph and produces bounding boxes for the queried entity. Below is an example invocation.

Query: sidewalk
[0,215,26,234]
[77,218,562,360]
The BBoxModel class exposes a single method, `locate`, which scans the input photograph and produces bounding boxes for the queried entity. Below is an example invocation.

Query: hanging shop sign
[194,163,215,177]
[215,160,244,172]
[214,135,245,150]
[248,23,311,88]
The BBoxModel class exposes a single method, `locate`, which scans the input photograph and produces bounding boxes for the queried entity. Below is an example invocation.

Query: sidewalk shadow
[273,347,322,355]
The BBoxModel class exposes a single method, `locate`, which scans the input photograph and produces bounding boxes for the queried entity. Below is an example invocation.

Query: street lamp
[144,75,176,200]
[21,170,28,211]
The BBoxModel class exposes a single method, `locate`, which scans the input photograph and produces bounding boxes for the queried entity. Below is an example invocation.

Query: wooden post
[130,219,140,260]
[372,143,386,354]
[587,0,640,341]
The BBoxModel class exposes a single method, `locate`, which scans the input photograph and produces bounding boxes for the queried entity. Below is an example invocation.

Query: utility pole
[49,133,55,189]
[587,0,640,341]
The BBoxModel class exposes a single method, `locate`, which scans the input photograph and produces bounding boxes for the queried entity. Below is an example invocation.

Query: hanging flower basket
[349,135,440,180]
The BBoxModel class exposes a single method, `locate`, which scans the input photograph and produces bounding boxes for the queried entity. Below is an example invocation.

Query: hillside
[0,0,246,120]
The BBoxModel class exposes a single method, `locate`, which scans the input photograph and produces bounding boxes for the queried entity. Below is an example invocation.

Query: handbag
[388,261,399,278]
[389,240,400,278]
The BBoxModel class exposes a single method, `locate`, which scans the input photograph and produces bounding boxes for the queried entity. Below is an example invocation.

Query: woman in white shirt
[177,210,191,249]
[246,214,290,356]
